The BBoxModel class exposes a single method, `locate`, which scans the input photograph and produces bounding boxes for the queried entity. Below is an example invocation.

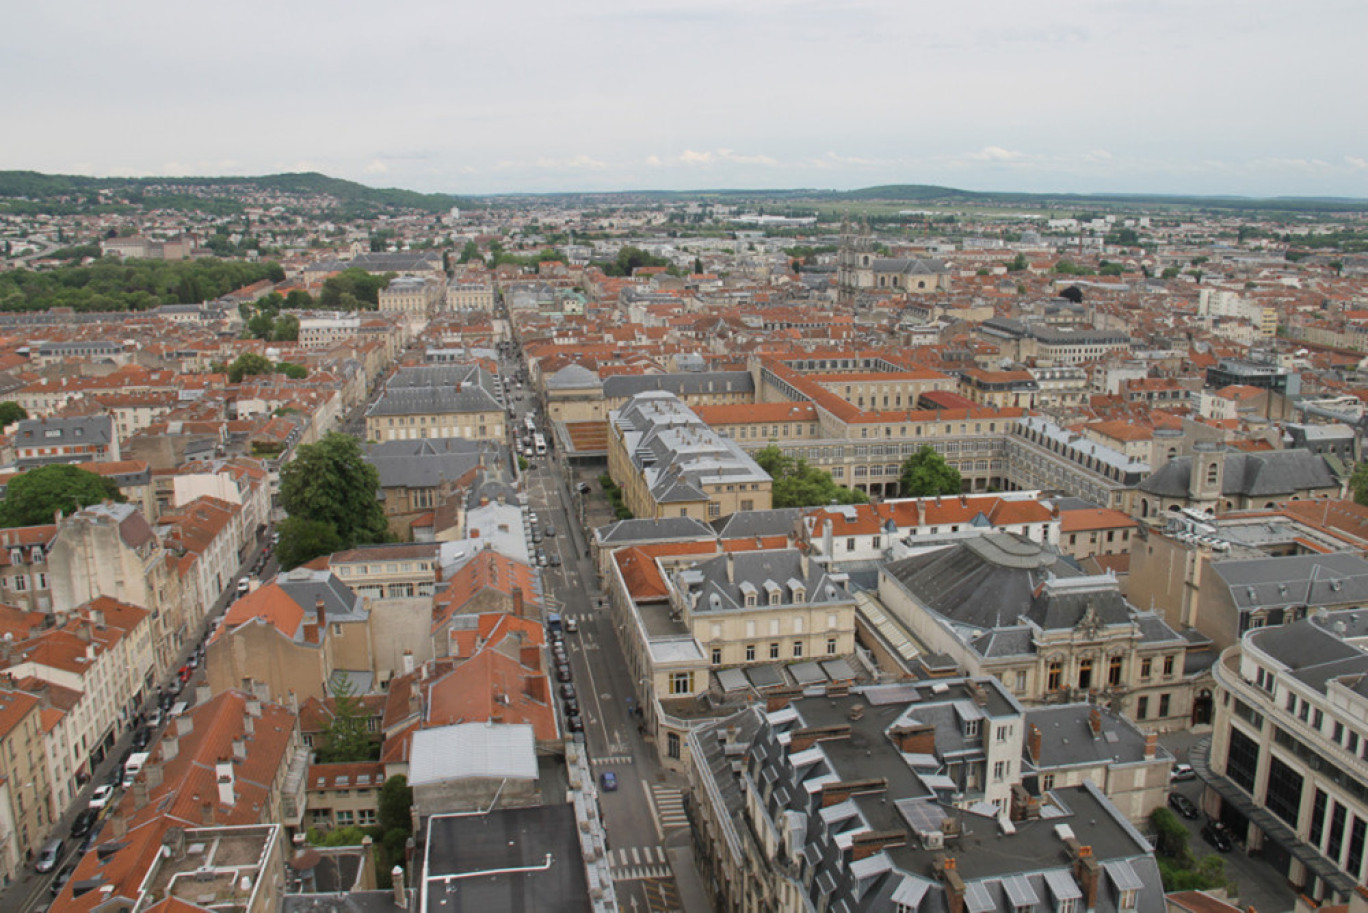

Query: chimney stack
[232,738,248,762]
[1143,731,1158,759]
[936,855,966,913]
[726,552,735,583]
[162,735,179,762]
[1088,707,1102,737]
[1072,844,1099,911]
[315,597,327,632]
[512,586,525,618]
[392,865,407,907]
[891,722,936,755]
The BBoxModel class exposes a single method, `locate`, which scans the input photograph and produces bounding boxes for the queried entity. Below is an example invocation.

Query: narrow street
[503,336,704,913]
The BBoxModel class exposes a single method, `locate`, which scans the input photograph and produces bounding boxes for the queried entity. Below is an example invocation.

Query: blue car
[600,771,618,792]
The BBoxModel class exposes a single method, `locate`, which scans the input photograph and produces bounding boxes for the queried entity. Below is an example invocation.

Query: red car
[178,665,193,684]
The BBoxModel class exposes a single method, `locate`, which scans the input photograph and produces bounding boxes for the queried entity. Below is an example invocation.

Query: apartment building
[365,364,505,444]
[1006,417,1149,510]
[206,568,369,704]
[378,275,443,317]
[609,392,772,521]
[958,369,1040,409]
[689,677,1165,913]
[446,279,496,312]
[802,494,1059,563]
[1200,611,1368,903]
[0,525,55,612]
[0,690,53,889]
[13,415,120,468]
[48,502,183,674]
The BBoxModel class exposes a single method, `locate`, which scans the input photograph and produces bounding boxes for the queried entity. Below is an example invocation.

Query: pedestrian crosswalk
[591,754,634,766]
[608,845,671,881]
[651,784,689,831]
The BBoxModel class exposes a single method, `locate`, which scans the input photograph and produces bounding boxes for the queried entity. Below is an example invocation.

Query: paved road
[505,343,702,912]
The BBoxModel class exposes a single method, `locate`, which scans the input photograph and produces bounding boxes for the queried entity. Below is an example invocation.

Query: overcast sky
[4,0,1366,198]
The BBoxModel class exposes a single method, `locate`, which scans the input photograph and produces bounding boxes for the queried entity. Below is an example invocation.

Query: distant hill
[0,170,467,215]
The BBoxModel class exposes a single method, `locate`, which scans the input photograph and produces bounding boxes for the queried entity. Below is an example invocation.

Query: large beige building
[365,364,505,444]
[608,392,772,521]
[378,275,443,317]
[0,690,54,888]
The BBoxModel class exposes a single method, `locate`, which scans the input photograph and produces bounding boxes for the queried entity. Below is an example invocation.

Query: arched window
[1205,462,1219,485]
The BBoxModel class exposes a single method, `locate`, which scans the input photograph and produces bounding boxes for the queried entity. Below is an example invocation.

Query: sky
[3,0,1366,198]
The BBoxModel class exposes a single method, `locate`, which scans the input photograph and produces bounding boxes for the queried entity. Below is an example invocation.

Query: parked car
[34,838,64,873]
[567,715,584,732]
[536,549,548,567]
[1167,792,1199,820]
[1170,763,1196,782]
[560,683,577,701]
[563,699,579,717]
[146,709,163,729]
[49,862,76,896]
[549,554,562,567]
[88,784,116,809]
[1201,821,1233,852]
[77,821,104,856]
[544,524,556,537]
[600,771,618,792]
[69,808,99,838]
[178,665,193,684]
[130,727,151,750]
[556,664,573,683]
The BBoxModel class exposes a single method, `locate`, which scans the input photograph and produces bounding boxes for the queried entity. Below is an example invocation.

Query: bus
[524,415,536,433]
[533,433,547,455]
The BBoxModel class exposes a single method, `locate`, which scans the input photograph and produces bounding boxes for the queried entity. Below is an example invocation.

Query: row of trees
[0,258,283,312]
[753,444,962,507]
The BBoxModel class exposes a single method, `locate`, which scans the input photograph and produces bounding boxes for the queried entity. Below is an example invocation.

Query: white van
[122,751,150,788]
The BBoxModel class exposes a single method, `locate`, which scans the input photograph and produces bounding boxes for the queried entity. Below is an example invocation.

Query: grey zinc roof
[710,507,809,539]
[544,363,603,390]
[1212,552,1368,611]
[682,549,851,613]
[882,534,1086,631]
[595,516,716,544]
[870,257,948,275]
[1249,617,1368,695]
[276,566,365,623]
[364,439,499,490]
[602,370,753,400]
[366,384,502,418]
[1025,703,1172,769]
[1139,449,1339,498]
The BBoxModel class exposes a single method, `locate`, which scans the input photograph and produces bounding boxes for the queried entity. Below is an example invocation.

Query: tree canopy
[898,446,962,497]
[227,352,273,383]
[595,246,673,277]
[0,464,125,527]
[0,401,27,426]
[1350,461,1368,506]
[279,432,389,551]
[0,258,282,313]
[316,671,380,762]
[755,445,869,509]
[274,516,343,570]
[318,268,395,310]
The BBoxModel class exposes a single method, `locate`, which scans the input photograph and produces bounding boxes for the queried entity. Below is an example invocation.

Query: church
[836,221,950,302]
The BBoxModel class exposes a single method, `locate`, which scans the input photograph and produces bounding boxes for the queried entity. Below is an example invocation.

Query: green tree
[245,311,275,340]
[378,775,413,834]
[227,352,273,383]
[279,432,389,548]
[272,314,300,342]
[283,289,314,309]
[316,671,378,762]
[1350,461,1368,506]
[276,361,308,379]
[458,240,481,264]
[1161,266,1181,280]
[898,446,962,497]
[0,401,28,426]
[1007,253,1028,272]
[0,464,125,527]
[755,444,869,509]
[274,516,343,570]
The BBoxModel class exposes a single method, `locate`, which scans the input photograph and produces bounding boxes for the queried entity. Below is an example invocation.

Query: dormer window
[9,549,21,565]
[964,719,979,737]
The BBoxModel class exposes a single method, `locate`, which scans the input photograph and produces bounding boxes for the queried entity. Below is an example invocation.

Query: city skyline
[3,0,1366,197]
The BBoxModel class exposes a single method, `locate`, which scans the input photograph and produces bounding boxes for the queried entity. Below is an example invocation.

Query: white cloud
[363,160,389,175]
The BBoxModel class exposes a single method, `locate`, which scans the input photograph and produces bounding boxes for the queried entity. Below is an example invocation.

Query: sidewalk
[667,846,714,913]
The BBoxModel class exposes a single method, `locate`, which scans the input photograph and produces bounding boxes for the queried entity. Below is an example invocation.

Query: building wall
[206,623,330,705]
